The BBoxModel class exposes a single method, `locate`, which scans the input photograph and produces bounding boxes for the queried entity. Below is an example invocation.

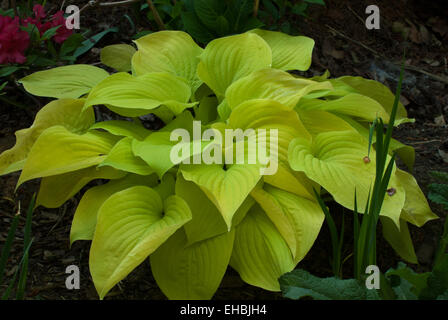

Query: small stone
[61,256,76,264]
[43,250,53,260]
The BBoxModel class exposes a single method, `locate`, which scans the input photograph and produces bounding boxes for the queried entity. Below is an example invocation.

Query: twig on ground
[79,0,140,14]
[11,0,18,16]
[407,139,442,145]
[326,24,382,57]
[79,0,165,30]
[347,5,365,25]
[326,24,448,85]
[98,0,140,7]
[254,0,260,17]
[400,64,448,85]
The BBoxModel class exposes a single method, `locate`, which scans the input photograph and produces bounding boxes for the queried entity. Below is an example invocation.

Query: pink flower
[21,5,73,44]
[33,4,46,20]
[0,16,30,64]
[22,4,50,36]
[51,11,72,44]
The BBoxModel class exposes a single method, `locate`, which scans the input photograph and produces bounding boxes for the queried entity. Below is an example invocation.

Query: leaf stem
[146,0,166,30]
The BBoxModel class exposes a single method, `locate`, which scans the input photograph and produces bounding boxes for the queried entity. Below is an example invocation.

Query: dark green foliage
[180,0,264,43]
[280,269,380,300]
[138,0,326,43]
[0,194,35,300]
[258,0,325,33]
[429,171,448,210]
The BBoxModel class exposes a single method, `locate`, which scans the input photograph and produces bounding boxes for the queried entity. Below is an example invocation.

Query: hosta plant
[0,29,438,299]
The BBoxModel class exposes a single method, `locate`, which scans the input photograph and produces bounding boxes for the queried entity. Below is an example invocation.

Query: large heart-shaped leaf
[132,31,203,91]
[230,204,295,291]
[197,32,272,96]
[70,174,158,245]
[175,173,253,245]
[181,162,262,229]
[150,228,235,300]
[289,130,405,225]
[248,29,314,71]
[251,185,324,263]
[229,99,311,164]
[89,186,192,299]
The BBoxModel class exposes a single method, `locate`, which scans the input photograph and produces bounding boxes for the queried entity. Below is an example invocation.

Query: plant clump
[0,29,438,300]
